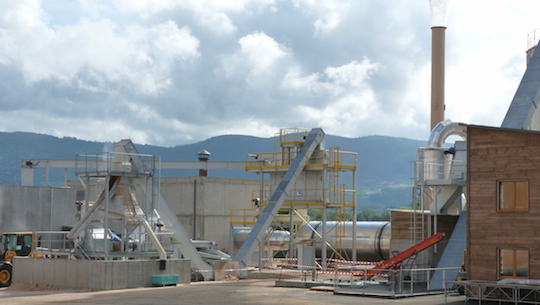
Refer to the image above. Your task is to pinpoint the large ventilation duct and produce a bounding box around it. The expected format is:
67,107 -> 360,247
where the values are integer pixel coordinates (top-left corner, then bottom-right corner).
428,119 -> 467,148
233,228 -> 290,251
233,221 -> 391,262
420,120 -> 466,181
297,221 -> 390,262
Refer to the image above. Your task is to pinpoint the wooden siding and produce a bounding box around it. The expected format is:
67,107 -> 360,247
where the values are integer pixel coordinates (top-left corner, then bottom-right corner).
468,126 -> 540,281
390,210 -> 458,241
391,210 -> 414,240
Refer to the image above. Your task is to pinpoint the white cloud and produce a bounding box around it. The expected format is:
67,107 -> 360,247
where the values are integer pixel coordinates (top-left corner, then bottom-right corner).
400,63 -> 430,130
292,0 -> 350,36
239,32 -> 289,73
126,21 -> 200,94
196,10 -> 237,35
208,120 -> 277,139
110,0 -> 278,15
443,1 -> 540,129
106,0 -> 179,18
222,32 -> 290,83
108,0 -> 279,36
0,1 -> 54,66
1,0 -> 540,146
0,0 -> 48,29
281,59 -> 381,136
1,8 -> 199,94
282,59 -> 379,96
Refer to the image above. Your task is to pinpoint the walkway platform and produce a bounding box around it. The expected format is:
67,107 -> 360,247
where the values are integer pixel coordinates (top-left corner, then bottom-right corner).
446,280 -> 540,304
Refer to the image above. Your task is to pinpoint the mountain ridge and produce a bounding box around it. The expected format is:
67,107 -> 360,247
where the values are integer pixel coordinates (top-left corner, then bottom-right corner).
0,131 -> 428,212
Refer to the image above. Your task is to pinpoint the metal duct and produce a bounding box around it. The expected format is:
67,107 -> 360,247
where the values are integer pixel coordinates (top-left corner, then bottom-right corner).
234,227 -> 290,251
233,221 -> 391,262
296,221 -> 391,262
420,120 -> 467,181
428,119 -> 467,148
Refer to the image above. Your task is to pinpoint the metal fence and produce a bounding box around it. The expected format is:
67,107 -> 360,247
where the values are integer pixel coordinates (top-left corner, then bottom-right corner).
33,231 -> 76,258
247,259 -> 460,298
446,280 -> 540,304
334,267 -> 460,297
75,151 -> 157,177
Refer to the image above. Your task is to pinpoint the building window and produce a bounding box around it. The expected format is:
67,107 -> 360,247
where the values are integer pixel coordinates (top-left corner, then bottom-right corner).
499,248 -> 529,279
498,180 -> 528,211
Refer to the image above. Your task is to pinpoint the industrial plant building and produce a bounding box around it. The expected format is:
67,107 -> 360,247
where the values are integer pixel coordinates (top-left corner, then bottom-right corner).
4,6 -> 540,305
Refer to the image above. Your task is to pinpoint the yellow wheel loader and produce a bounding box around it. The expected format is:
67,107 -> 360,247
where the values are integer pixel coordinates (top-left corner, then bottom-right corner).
0,232 -> 36,287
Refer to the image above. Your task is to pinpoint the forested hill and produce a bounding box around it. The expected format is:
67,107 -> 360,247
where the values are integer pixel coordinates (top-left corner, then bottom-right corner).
0,132 -> 427,212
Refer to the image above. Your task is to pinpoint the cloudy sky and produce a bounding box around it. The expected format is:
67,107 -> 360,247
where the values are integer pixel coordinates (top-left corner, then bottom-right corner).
1,1 -> 539,147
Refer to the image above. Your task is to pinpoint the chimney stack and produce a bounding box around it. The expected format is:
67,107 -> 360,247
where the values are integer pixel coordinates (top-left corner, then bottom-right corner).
429,0 -> 450,130
431,25 -> 446,130
197,149 -> 211,177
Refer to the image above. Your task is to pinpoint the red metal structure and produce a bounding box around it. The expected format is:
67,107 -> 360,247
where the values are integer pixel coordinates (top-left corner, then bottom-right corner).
355,232 -> 446,279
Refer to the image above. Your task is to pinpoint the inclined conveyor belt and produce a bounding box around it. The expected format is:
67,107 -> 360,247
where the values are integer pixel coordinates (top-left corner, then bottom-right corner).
233,128 -> 325,268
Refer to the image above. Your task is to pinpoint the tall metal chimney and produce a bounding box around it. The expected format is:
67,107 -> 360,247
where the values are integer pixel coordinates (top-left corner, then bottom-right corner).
430,0 -> 450,130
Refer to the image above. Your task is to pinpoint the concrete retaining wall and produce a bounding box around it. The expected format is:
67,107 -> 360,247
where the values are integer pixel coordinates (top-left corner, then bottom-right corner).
161,177 -> 259,252
13,258 -> 191,290
0,185 -> 77,236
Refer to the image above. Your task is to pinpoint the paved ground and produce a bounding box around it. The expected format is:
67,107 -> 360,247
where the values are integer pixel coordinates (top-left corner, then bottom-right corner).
0,278 -> 469,305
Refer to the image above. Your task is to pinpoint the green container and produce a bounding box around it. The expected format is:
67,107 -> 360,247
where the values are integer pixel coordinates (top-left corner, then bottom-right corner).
151,274 -> 179,286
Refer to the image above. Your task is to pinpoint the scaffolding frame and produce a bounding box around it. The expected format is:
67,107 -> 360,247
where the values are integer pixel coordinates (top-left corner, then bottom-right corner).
236,128 -> 357,269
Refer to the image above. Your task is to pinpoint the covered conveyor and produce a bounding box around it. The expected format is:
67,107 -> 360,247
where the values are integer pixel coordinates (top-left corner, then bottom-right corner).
233,128 -> 325,268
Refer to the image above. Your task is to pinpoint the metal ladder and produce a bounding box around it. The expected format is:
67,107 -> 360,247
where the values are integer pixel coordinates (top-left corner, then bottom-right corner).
410,186 -> 426,267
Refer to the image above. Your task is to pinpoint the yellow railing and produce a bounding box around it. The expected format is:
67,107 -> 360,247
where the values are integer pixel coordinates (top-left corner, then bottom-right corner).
328,188 -> 356,208
252,188 -> 355,208
245,149 -> 356,171
279,128 -> 308,147
328,147 -> 357,171
230,209 -> 258,226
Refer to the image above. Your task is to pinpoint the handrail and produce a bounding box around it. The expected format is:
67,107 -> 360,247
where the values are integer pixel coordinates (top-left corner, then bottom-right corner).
230,209 -> 258,226
354,232 -> 446,279
245,150 -> 356,171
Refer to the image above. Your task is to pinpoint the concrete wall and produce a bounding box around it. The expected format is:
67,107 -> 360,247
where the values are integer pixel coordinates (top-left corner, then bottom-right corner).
160,177 -> 260,252
13,257 -> 191,290
0,185 -> 77,238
